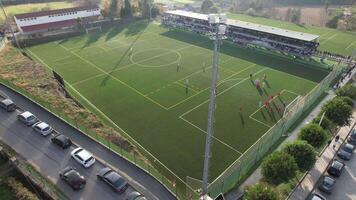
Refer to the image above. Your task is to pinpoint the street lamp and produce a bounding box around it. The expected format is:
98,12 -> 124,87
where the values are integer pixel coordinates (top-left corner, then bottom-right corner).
201,13 -> 227,200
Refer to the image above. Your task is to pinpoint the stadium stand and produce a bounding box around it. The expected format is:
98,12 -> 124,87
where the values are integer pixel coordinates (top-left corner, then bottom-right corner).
162,10 -> 320,57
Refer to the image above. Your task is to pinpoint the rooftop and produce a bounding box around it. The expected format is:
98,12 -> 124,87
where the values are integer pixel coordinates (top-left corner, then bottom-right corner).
14,5 -> 99,20
164,10 -> 319,42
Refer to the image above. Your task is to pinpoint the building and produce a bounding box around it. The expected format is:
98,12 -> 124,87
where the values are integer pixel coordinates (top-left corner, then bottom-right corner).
162,10 -> 320,57
14,5 -> 101,35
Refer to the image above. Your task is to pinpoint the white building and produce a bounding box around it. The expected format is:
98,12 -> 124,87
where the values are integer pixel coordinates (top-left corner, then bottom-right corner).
14,5 -> 101,34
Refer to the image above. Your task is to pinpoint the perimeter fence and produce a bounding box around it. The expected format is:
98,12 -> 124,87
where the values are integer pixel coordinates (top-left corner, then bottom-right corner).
207,61 -> 347,198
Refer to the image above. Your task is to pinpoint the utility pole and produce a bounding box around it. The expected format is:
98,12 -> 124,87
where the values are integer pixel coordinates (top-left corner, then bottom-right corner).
201,13 -> 227,200
0,0 -> 20,49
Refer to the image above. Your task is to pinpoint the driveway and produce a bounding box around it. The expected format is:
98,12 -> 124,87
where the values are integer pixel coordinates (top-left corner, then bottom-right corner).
0,84 -> 176,200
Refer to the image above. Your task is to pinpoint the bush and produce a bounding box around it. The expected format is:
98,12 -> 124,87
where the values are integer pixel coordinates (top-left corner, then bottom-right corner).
298,123 -> 327,148
244,182 -> 282,200
6,177 -> 39,200
336,84 -> 356,100
312,115 -> 333,131
335,96 -> 354,107
322,97 -> 353,126
261,151 -> 298,184
282,140 -> 317,171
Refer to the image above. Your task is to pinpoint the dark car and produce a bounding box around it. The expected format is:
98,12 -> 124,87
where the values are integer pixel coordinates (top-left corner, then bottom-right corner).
347,129 -> 356,145
127,191 -> 147,200
59,167 -> 86,190
97,167 -> 128,193
0,99 -> 16,112
337,143 -> 354,160
318,175 -> 336,194
51,134 -> 72,149
327,159 -> 345,177
309,193 -> 326,200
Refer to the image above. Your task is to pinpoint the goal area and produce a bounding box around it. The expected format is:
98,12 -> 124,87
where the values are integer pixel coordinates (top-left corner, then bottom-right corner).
85,26 -> 102,34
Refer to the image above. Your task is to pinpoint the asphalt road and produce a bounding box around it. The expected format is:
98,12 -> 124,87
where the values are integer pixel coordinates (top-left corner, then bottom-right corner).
0,84 -> 176,200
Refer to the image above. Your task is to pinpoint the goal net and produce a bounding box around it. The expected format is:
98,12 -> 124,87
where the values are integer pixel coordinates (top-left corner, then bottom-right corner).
283,95 -> 302,118
85,26 -> 102,34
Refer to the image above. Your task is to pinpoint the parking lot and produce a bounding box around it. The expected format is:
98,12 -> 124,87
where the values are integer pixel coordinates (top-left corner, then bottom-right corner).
0,84 -> 176,200
314,132 -> 356,200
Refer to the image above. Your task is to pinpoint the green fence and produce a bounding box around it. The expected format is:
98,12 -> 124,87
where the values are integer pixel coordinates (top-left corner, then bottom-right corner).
207,62 -> 347,198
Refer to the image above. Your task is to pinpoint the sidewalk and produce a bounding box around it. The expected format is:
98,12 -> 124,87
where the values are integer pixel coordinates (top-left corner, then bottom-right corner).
287,112 -> 356,200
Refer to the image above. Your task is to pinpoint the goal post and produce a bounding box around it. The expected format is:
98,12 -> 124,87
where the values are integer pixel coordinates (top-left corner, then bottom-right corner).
283,95 -> 302,118
85,26 -> 102,34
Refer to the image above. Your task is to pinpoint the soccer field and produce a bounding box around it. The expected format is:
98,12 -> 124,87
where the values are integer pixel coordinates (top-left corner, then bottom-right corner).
27,20 -> 330,184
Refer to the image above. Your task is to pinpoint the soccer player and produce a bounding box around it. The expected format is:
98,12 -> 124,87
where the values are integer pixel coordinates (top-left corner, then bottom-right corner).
263,74 -> 267,81
185,79 -> 189,95
176,62 -> 180,72
250,74 -> 253,79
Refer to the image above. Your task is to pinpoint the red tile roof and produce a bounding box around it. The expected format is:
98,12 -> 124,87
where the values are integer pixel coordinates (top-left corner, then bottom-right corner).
15,5 -> 99,20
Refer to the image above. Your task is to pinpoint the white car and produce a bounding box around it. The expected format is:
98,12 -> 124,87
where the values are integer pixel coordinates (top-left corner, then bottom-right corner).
17,111 -> 38,126
71,147 -> 96,168
32,121 -> 53,136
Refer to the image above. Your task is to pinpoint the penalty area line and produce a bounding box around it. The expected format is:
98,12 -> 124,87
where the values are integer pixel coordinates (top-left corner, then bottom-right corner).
179,116 -> 243,155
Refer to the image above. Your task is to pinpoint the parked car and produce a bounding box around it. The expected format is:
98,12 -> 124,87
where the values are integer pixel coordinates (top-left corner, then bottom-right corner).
127,191 -> 147,200
51,134 -> 72,149
347,129 -> 356,145
337,143 -> 354,160
71,147 -> 95,168
327,159 -> 345,177
310,193 -> 326,200
17,111 -> 38,126
318,175 -> 336,194
0,99 -> 16,112
97,167 -> 128,193
32,121 -> 53,136
59,167 -> 86,190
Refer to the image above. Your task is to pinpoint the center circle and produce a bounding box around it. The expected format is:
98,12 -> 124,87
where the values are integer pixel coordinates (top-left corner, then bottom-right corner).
130,48 -> 181,68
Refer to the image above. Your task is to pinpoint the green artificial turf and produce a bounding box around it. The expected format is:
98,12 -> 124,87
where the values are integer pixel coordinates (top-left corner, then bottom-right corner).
27,20 -> 330,183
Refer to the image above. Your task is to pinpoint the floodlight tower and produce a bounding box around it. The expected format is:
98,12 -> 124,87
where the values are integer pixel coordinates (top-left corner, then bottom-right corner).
201,13 -> 227,200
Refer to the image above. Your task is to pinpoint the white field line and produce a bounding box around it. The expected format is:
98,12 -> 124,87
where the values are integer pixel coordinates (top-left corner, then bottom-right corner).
179,116 -> 243,155
26,48 -> 197,193
58,44 -> 169,110
321,33 -> 337,45
175,81 -> 199,93
53,55 -> 73,62
71,40 -> 210,86
167,63 -> 255,110
180,68 -> 268,118
346,40 -> 356,50
248,89 -> 301,128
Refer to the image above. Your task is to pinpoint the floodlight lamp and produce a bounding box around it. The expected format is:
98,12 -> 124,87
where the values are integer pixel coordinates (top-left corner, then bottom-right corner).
208,14 -> 216,24
219,13 -> 227,24
218,25 -> 226,35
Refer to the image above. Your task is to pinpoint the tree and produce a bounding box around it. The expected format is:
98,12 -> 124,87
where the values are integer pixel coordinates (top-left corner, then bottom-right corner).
121,0 -> 133,18
139,0 -> 153,18
336,84 -> 356,100
209,6 -> 219,13
312,115 -> 333,131
282,140 -> 317,171
201,0 -> 214,14
298,123 -> 328,148
322,97 -> 353,126
109,0 -> 118,19
290,8 -> 301,23
261,151 -> 298,184
244,182 -> 282,200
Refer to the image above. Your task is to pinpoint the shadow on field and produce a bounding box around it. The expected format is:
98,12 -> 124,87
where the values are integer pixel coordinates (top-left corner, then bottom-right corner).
100,21 -> 150,87
160,29 -> 330,83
